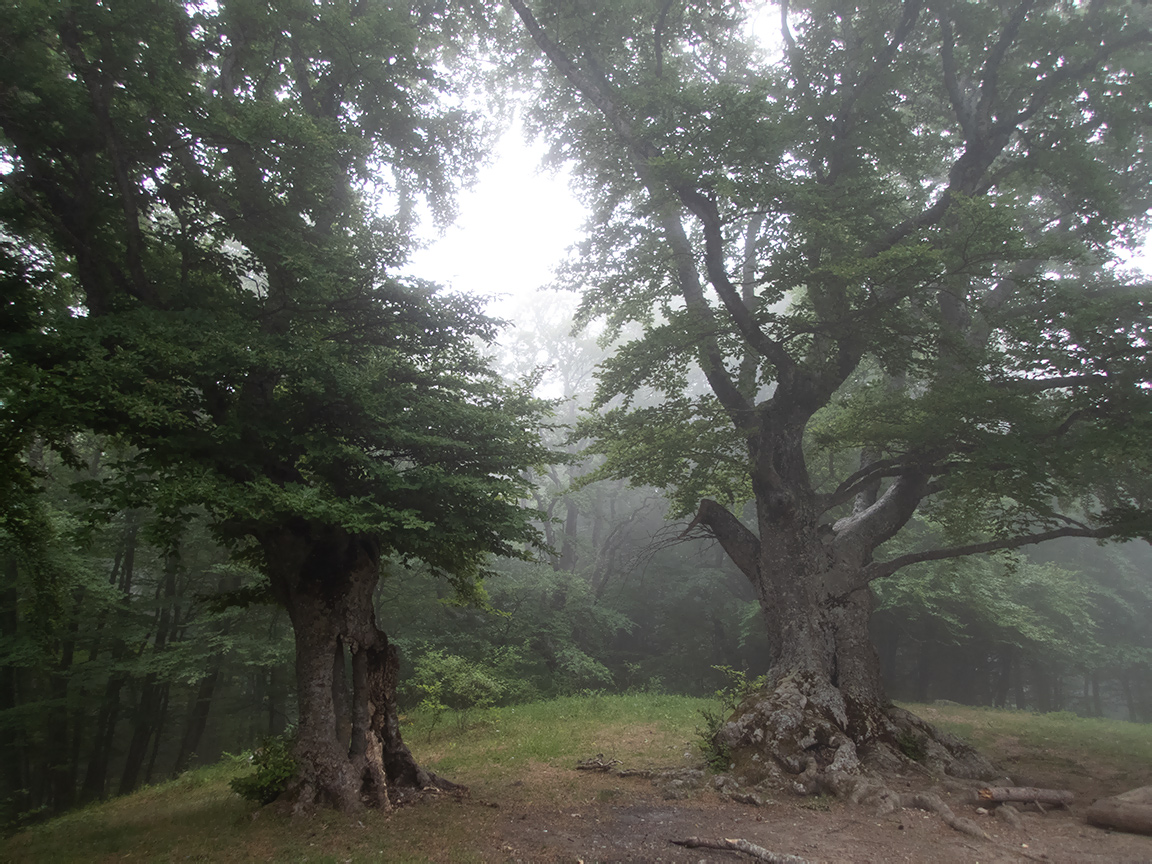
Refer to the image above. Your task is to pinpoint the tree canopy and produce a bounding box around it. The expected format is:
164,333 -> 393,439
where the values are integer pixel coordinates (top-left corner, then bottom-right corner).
1,0 -> 550,812
509,0 -> 1152,782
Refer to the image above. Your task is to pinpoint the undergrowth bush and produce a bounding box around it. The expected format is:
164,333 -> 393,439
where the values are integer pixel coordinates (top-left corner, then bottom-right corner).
696,665 -> 768,771
406,648 -> 530,736
229,732 -> 297,805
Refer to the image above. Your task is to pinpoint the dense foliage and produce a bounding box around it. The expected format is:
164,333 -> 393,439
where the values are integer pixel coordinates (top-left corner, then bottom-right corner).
1,0 -> 1150,824
0,0 -> 549,815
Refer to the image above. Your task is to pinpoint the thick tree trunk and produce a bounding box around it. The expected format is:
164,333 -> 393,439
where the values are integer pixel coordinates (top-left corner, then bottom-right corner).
264,524 -> 456,814
702,505 -> 995,789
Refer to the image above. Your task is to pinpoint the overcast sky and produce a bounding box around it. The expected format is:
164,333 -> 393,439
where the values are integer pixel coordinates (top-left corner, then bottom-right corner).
405,125 -> 586,326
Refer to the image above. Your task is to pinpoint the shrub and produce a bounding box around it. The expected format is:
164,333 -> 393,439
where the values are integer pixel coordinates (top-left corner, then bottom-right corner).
407,649 -> 518,736
696,665 -> 768,771
230,733 -> 297,805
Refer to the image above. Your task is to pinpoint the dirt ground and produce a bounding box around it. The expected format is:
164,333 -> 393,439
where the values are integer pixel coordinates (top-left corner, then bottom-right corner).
449,759 -> 1152,863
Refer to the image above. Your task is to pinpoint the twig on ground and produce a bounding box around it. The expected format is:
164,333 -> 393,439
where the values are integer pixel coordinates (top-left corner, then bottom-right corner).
575,754 -> 622,771
670,836 -> 810,863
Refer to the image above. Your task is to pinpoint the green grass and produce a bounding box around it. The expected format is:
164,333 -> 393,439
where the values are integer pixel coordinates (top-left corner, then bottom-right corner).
414,692 -> 710,775
5,696 -> 1149,863
903,702 -> 1152,764
902,701 -> 1152,789
2,693 -> 709,863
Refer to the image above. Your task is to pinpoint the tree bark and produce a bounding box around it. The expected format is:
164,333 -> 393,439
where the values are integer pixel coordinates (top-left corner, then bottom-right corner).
699,496 -> 994,785
1087,788 -> 1152,836
263,523 -> 456,813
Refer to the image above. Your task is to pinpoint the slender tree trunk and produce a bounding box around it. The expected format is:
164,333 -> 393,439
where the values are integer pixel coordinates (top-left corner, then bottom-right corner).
173,667 -> 221,775
268,665 -> 288,736
0,559 -> 28,812
143,683 -> 170,785
119,552 -> 179,795
558,499 -> 578,572
1033,661 -> 1052,713
81,675 -> 124,803
993,646 -> 1013,709
1121,670 -> 1138,722
912,620 -> 934,703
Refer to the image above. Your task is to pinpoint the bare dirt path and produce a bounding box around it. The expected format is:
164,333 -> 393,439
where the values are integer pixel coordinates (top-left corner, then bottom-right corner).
454,765 -> 1152,863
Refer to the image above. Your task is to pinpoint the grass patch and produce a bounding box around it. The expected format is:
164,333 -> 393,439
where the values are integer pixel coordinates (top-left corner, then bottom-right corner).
2,693 -> 708,863
6,696 -> 1149,862
903,702 -> 1152,761
414,693 -> 709,787
901,702 -> 1152,788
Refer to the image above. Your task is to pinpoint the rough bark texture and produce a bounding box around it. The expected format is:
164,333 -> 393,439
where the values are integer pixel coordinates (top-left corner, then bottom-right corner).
701,501 -> 997,794
263,523 -> 458,814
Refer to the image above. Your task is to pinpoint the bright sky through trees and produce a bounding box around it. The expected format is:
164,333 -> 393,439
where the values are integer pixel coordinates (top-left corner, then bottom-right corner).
406,122 -> 587,324
411,134 -> 1150,331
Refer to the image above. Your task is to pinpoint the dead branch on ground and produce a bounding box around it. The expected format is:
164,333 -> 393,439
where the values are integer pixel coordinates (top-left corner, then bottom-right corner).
670,836 -> 810,863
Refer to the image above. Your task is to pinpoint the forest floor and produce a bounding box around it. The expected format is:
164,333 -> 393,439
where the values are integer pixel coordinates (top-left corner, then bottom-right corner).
4,695 -> 1151,863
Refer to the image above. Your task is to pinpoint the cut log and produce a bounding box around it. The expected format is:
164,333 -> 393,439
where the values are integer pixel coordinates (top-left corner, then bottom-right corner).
1087,787 -> 1152,836
978,786 -> 1074,807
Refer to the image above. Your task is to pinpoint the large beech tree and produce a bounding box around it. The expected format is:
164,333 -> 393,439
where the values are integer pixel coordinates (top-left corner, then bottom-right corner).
510,0 -> 1152,782
1,0 -> 547,811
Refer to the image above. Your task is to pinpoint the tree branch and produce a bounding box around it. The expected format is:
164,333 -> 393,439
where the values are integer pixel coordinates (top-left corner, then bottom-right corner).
680,498 -> 760,581
58,12 -> 157,308
990,374 -> 1111,393
833,471 -> 929,554
508,0 -> 752,425
676,187 -> 795,377
863,525 -> 1115,582
819,457 -> 909,514
670,836 -> 810,864
506,0 -> 657,162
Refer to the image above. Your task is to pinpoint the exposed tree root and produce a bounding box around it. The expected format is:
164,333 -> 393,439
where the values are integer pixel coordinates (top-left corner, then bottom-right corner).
670,836 -> 811,863
716,677 -> 997,788
711,675 -> 999,839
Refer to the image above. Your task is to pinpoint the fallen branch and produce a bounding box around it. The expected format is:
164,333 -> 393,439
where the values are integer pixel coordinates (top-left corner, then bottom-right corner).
978,786 -> 1073,807
670,837 -> 810,863
575,754 -> 622,771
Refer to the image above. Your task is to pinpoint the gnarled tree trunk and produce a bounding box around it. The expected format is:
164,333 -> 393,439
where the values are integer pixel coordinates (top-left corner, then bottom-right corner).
263,523 -> 456,813
697,499 -> 995,791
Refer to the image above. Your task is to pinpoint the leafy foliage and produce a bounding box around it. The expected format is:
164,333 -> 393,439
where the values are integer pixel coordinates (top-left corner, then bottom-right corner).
229,733 -> 298,806
696,665 -> 767,771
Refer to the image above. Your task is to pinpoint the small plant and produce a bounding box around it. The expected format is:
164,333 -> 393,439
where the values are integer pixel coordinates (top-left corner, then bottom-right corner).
896,729 -> 928,763
696,705 -> 733,771
799,794 -> 833,811
695,665 -> 768,771
230,732 -> 297,805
